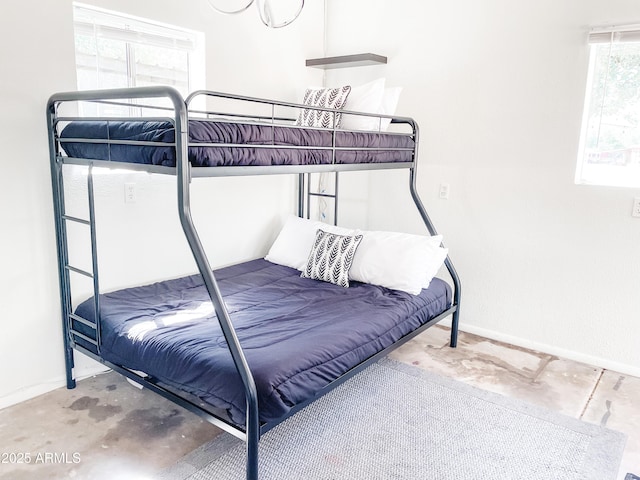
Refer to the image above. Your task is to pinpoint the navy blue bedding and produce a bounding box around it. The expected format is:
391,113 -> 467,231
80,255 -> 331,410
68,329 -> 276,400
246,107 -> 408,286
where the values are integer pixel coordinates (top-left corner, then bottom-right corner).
59,120 -> 415,167
75,259 -> 450,425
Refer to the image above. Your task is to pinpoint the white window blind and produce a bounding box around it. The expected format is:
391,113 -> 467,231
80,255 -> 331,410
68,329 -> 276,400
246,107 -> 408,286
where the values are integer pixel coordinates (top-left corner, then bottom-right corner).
588,25 -> 640,44
576,25 -> 640,187
74,19 -> 197,51
72,3 -> 205,115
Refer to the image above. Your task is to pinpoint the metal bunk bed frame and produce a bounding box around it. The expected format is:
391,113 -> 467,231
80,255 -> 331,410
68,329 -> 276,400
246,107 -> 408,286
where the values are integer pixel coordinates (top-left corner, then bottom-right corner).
46,86 -> 461,480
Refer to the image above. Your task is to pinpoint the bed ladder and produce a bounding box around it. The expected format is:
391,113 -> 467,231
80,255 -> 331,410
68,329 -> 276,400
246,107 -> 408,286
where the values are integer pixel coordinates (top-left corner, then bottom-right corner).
301,172 -> 339,224
49,156 -> 102,389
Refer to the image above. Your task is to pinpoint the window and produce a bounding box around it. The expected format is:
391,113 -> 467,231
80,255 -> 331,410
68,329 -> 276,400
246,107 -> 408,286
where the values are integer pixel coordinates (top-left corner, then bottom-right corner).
72,3 -> 205,115
576,26 -> 640,187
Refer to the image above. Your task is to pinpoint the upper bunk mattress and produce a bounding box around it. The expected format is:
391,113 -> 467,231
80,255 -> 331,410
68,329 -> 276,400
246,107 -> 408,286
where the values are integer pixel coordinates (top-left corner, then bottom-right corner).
59,120 -> 415,167
74,258 -> 450,426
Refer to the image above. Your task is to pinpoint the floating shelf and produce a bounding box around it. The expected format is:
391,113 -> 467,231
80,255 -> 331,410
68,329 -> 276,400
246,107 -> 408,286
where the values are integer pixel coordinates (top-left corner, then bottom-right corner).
305,53 -> 387,69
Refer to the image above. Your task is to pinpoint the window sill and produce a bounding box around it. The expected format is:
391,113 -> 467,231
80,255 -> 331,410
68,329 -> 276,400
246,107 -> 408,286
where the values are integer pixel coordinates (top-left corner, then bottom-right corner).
575,163 -> 640,188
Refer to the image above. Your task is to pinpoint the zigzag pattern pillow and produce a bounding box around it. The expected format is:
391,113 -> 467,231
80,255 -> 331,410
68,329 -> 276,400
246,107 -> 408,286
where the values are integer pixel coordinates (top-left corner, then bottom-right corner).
302,229 -> 363,288
296,86 -> 352,129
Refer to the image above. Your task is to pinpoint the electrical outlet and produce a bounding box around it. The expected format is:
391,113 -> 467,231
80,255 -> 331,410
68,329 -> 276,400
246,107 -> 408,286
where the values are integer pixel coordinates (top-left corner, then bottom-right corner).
124,183 -> 137,204
633,198 -> 640,218
439,183 -> 450,200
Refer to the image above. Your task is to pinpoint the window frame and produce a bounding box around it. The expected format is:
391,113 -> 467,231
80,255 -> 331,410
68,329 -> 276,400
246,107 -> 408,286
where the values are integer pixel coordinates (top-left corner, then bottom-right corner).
575,25 -> 640,188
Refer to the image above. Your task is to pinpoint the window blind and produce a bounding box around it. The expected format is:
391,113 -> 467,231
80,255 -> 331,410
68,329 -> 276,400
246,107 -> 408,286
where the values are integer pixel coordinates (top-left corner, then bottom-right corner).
588,25 -> 640,44
73,4 -> 198,51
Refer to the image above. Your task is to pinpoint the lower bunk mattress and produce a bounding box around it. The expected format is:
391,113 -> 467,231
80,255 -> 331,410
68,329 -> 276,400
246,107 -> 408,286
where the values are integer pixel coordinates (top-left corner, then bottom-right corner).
74,258 -> 451,426
59,120 -> 415,167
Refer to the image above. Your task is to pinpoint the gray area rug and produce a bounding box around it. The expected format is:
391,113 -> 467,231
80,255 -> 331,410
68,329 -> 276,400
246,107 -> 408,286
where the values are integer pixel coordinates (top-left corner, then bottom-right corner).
160,358 -> 626,480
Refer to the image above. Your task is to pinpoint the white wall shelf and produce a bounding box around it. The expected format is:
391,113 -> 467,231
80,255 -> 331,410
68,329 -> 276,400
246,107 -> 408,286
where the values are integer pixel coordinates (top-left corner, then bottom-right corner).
305,53 -> 387,69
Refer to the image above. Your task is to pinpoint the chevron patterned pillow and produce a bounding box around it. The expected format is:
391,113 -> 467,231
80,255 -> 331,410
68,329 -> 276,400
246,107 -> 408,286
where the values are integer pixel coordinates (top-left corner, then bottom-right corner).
296,86 -> 352,128
301,229 -> 363,288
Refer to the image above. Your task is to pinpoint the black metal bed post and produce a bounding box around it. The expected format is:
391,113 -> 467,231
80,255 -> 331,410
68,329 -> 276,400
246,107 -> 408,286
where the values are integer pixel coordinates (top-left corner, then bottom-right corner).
406,120 -> 461,348
181,90 -> 260,480
298,173 -> 305,218
47,100 -> 76,389
86,164 -> 102,354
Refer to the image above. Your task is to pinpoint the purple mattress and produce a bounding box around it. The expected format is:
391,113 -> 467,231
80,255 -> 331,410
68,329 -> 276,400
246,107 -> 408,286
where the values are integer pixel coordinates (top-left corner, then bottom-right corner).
59,120 -> 415,167
74,259 -> 450,425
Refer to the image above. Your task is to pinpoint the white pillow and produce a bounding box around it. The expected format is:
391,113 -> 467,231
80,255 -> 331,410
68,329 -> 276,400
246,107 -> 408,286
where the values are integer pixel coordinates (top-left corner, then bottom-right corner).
378,87 -> 402,131
421,244 -> 449,289
349,230 -> 447,295
265,215 -> 353,270
340,78 -> 386,131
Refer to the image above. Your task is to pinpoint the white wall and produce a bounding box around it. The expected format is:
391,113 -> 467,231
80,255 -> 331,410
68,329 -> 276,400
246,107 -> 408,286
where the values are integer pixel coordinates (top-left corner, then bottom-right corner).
0,0 -> 324,408
325,0 -> 640,375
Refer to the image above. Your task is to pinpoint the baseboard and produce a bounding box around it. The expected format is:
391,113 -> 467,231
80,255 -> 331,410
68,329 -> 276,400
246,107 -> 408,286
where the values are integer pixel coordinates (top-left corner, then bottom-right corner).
0,380 -> 65,411
0,364 -> 110,411
459,323 -> 640,378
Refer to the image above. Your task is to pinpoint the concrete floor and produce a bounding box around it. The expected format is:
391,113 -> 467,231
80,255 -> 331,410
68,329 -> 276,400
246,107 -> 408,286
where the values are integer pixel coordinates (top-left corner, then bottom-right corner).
0,326 -> 637,479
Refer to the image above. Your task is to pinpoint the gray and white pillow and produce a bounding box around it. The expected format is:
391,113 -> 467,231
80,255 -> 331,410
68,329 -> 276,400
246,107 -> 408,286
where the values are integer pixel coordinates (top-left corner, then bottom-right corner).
301,229 -> 363,288
296,86 -> 351,129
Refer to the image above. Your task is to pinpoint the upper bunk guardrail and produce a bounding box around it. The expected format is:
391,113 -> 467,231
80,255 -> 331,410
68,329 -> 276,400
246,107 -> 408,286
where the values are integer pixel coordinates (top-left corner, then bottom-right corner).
48,86 -> 418,132
185,89 -> 418,131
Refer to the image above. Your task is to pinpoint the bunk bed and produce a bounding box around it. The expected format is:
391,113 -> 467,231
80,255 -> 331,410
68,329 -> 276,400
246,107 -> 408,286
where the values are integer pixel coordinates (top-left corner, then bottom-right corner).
46,86 -> 461,480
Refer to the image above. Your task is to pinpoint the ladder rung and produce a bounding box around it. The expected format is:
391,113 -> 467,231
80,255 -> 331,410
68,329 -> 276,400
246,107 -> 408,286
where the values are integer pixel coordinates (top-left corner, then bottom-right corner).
71,330 -> 98,346
69,313 -> 97,330
62,214 -> 90,226
308,192 -> 336,199
65,265 -> 93,278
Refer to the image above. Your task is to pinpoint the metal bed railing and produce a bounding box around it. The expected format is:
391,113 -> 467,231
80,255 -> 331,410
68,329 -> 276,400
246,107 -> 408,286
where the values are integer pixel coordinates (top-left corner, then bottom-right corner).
46,86 -> 461,480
